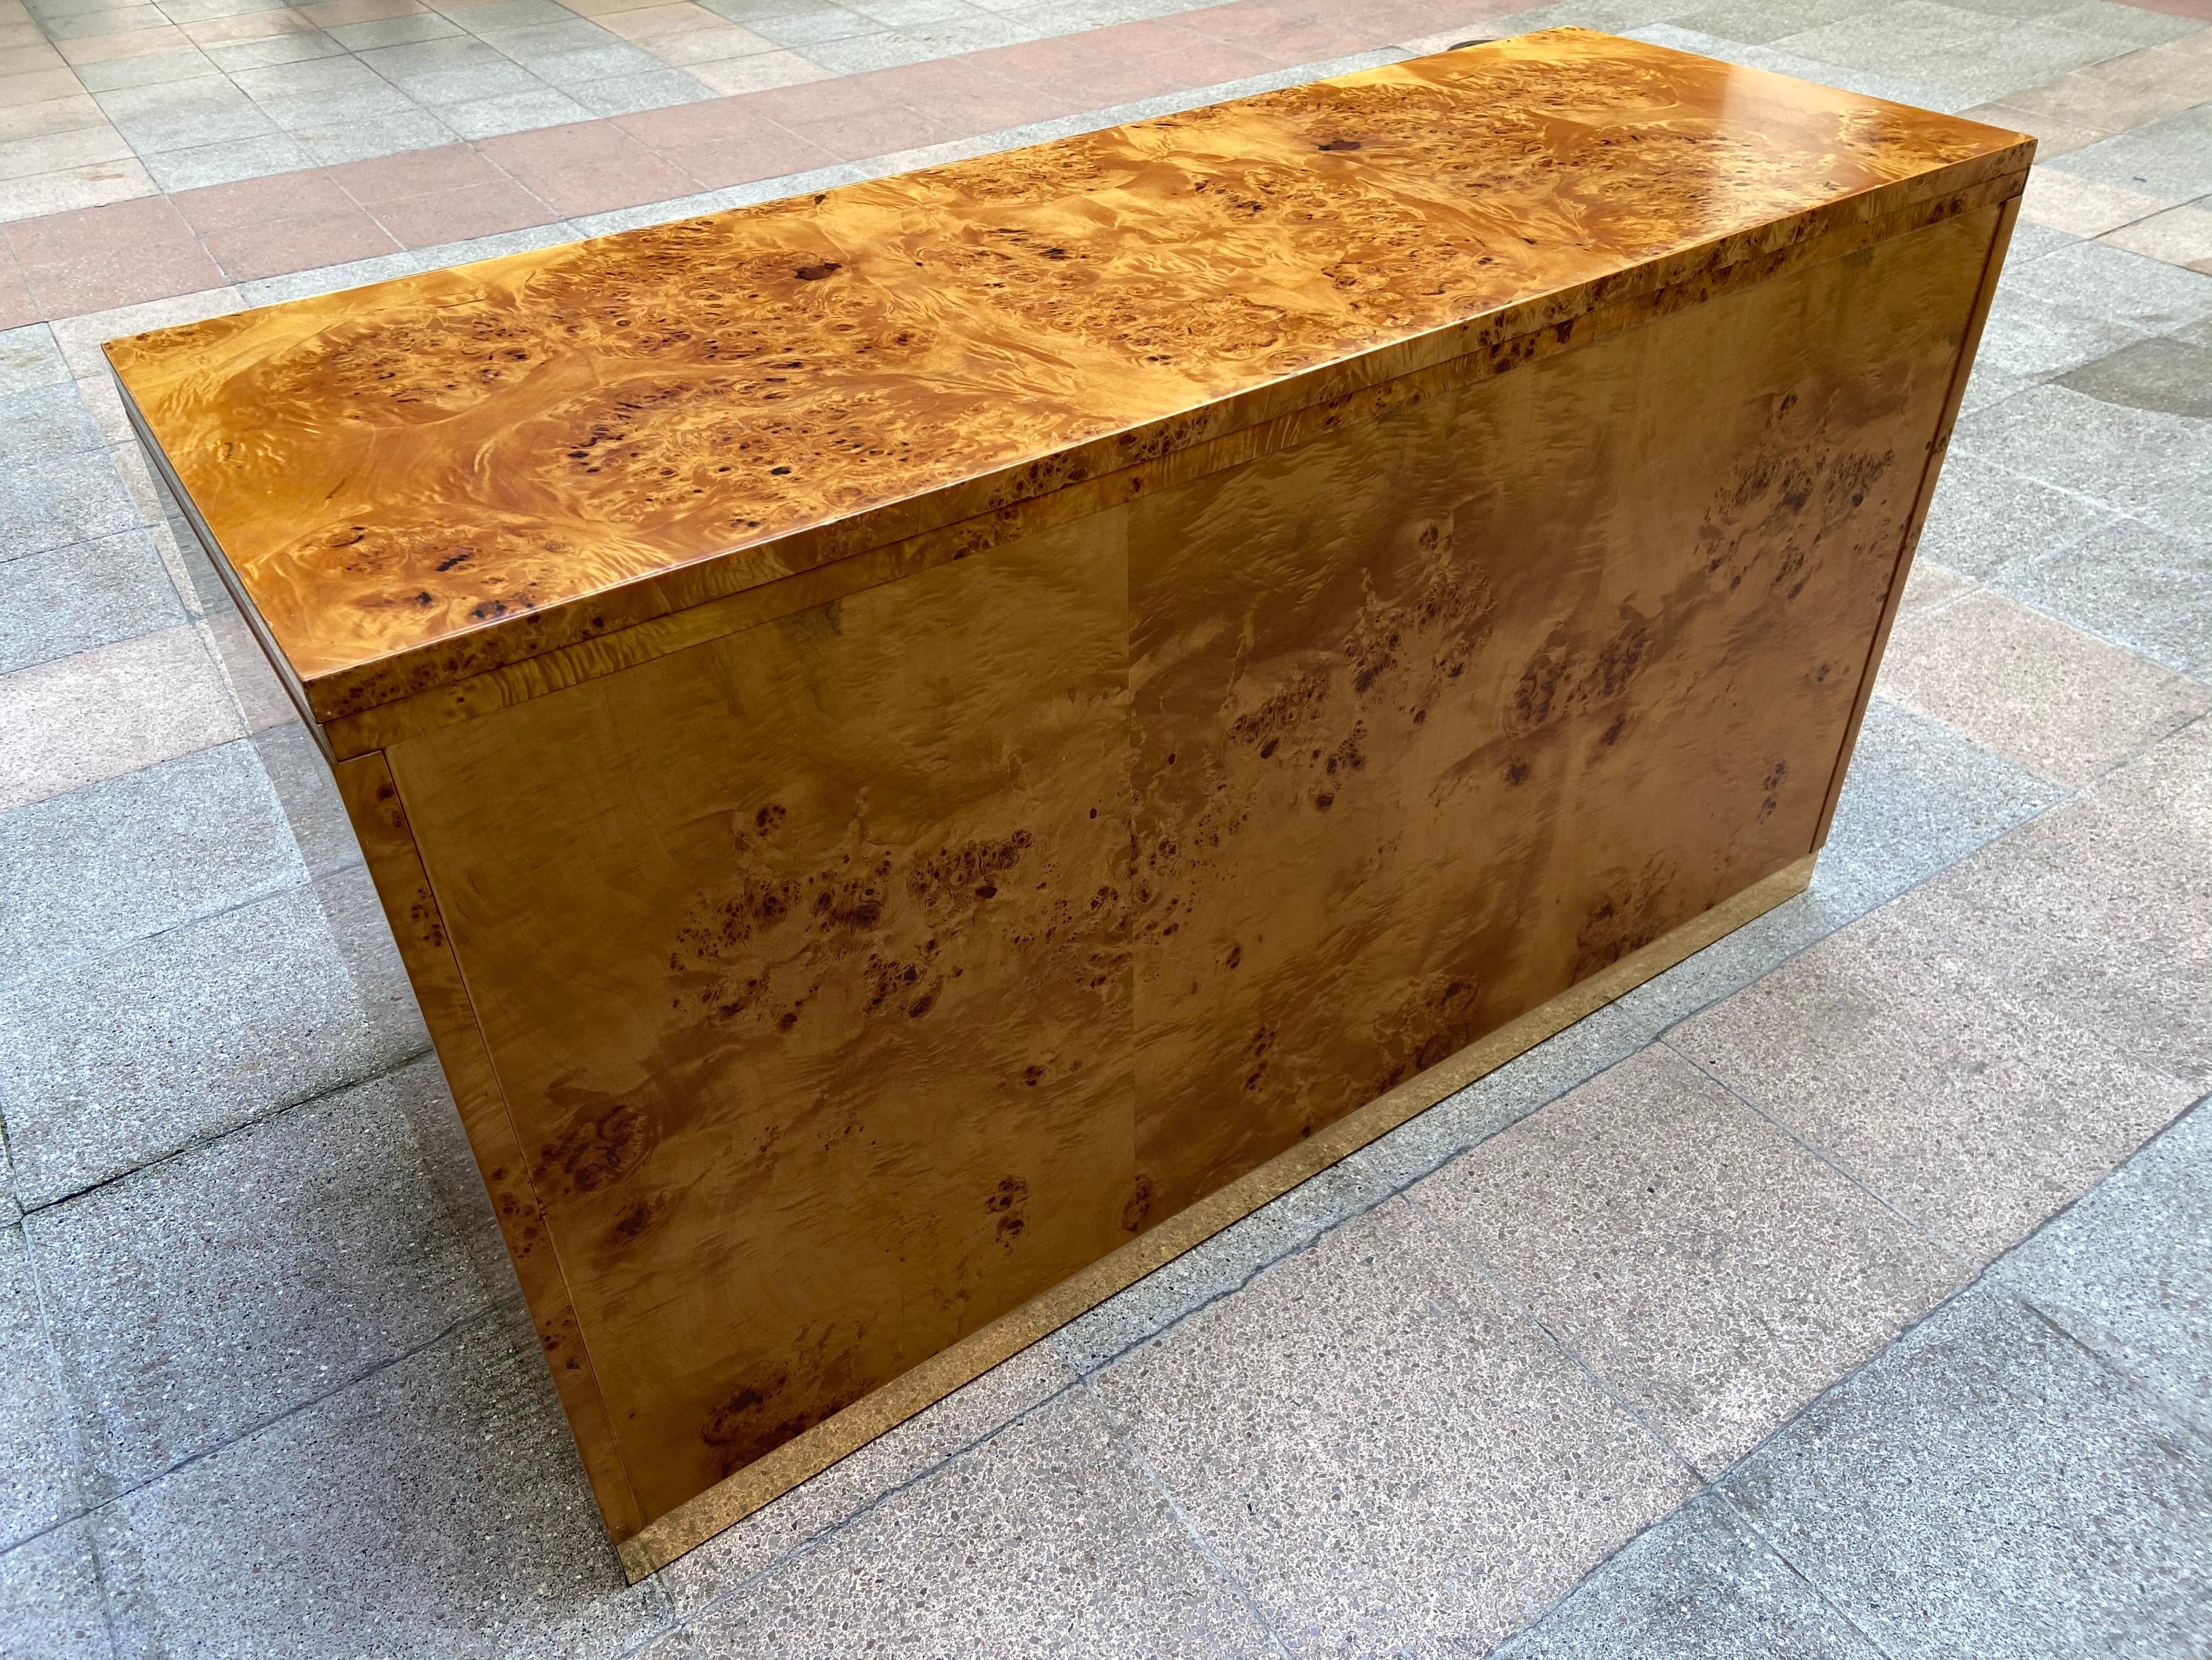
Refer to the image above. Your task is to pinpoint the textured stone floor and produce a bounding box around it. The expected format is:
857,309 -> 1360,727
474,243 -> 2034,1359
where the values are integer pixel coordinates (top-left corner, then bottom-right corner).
1,0 -> 2210,1655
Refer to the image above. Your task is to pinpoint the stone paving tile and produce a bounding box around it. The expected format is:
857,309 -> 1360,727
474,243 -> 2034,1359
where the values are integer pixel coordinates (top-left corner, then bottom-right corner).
0,623 -> 244,813
92,1302 -> 671,1660
1953,381 -> 2212,546
0,320 -> 68,392
1086,1199 -> 1694,1656
1990,510 -> 2212,678
1674,883 -> 2200,1260
2005,233 -> 2212,330
2056,331 -> 2212,417
1491,1492 -> 1882,1660
0,529 -> 181,676
30,1065 -> 495,1501
0,1224 -> 80,1552
0,1520 -> 114,1660
1719,1281 -> 2212,1660
1998,1098 -> 2212,1432
658,1384 -> 1276,1655
0,444 -> 138,563
1412,1046 -> 1967,1474
1876,585 -> 2212,785
2050,99 -> 2212,203
0,865 -> 428,1209
0,737 -> 301,989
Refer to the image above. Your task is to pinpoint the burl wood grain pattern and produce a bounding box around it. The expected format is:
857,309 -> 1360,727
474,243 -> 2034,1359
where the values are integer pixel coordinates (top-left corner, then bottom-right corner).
107,28 -> 2026,728
383,204 -> 2003,1527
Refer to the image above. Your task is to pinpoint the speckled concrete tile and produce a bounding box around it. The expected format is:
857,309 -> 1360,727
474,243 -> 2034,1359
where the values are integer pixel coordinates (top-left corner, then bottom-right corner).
1719,1281 -> 2212,1660
1990,511 -> 2212,678
1492,1493 -> 1882,1660
0,324 -> 69,397
248,721 -> 360,878
0,447 -> 141,565
30,1067 -> 495,1500
0,1226 -> 79,1551
0,866 -> 428,1209
662,1384 -> 1277,1657
92,1304 -> 670,1660
2048,100 -> 2212,206
0,530 -> 182,677
2004,235 -> 2212,332
1086,1199 -> 1693,1656
1975,283 -> 2149,378
2057,334 -> 2212,420
1673,894 -> 2200,1260
0,625 -> 246,814
0,1520 -> 114,1660
1412,1046 -> 1964,1473
1953,382 -> 2212,547
0,379 -> 107,464
1998,1098 -> 2212,1431
1877,586 -> 2211,785
1914,450 -> 2122,578
0,738 -> 302,988
1892,556 -> 1977,621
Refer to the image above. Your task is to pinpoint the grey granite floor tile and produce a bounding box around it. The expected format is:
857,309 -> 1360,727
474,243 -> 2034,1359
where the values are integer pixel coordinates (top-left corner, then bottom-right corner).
0,1520 -> 114,1660
438,83 -> 595,138
1603,877 -> 1860,1040
0,865 -> 428,1209
29,1066 -> 494,1501
1719,1281 -> 2212,1659
1492,1493 -> 1882,1660
0,531 -> 182,677
0,1225 -> 78,1551
248,722 -> 359,878
139,131 -> 316,192
1998,1098 -> 2212,1430
1991,511 -> 2212,678
569,68 -> 715,116
0,379 -> 105,464
2050,101 -> 2212,205
1877,586 -> 2211,785
1975,283 -> 2149,378
1086,1199 -> 1693,1656
0,324 -> 68,397
92,1304 -> 670,1660
1953,383 -> 2212,548
1413,1046 -> 1964,1473
2058,334 -> 2212,420
0,738 -> 302,989
2006,235 -> 2212,332
665,1383 -> 1278,1657
1911,451 -> 2112,581
294,108 -> 458,166
0,447 -> 140,565
1673,895 -> 2200,1260
658,1342 -> 1073,1613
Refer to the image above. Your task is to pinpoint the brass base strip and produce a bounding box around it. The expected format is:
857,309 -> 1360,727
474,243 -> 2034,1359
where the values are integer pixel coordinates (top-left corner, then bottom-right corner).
614,850 -> 1818,1581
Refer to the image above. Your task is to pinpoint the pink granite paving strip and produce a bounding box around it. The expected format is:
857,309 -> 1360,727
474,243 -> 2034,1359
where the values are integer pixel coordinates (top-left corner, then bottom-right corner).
0,0 -> 1514,322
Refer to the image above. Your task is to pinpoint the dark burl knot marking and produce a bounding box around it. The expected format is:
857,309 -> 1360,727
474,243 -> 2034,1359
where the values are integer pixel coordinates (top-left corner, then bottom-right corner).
792,261 -> 841,280
1316,138 -> 1362,151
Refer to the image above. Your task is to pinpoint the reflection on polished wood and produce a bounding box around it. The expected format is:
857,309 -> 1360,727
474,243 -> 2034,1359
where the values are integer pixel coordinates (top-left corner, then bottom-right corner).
109,29 -> 2029,1573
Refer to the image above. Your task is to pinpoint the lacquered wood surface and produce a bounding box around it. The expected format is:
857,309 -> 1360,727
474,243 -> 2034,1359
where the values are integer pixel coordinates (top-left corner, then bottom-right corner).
106,29 -> 2027,723
378,204 -> 2002,1527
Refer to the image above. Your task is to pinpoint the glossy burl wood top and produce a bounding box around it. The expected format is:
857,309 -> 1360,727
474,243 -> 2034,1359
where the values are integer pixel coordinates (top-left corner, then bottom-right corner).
107,28 -> 2030,721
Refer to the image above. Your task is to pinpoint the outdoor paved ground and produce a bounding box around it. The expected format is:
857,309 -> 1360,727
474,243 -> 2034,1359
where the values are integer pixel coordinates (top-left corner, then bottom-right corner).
1,0 -> 2210,1654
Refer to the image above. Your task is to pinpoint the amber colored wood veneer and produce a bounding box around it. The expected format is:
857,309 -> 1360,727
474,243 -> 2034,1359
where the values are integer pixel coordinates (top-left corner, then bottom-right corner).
108,29 -> 2029,1575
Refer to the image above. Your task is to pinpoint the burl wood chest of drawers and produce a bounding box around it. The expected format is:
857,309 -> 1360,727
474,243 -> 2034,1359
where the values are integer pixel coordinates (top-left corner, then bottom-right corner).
107,29 -> 2031,1575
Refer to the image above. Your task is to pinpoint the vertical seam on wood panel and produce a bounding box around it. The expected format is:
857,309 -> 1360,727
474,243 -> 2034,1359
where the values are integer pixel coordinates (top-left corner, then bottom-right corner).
372,752 -> 651,1539
1808,185 -> 2025,851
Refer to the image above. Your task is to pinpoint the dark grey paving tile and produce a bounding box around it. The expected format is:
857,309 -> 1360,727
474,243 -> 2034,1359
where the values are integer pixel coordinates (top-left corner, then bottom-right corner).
2057,334 -> 2212,420
0,866 -> 429,1209
0,740 -> 302,990
1719,1282 -> 2212,1660
1493,1493 -> 1882,1660
1676,879 -> 2200,1260
1953,383 -> 2212,549
1991,510 -> 2212,679
0,532 -> 184,678
663,1384 -> 1276,1657
1086,1199 -> 1693,1655
0,448 -> 140,565
1999,1099 -> 2212,1430
1915,450 -> 2122,579
0,1520 -> 114,1660
92,1305 -> 669,1660
30,1065 -> 493,1500
1413,1046 -> 1965,1473
0,1226 -> 79,1552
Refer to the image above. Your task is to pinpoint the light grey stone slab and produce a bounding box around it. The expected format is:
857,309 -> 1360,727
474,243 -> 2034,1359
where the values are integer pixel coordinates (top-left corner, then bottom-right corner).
436,84 -> 596,138
1998,1098 -> 2212,1429
1975,284 -> 2148,379
1493,1493 -> 1882,1659
0,1520 -> 114,1660
2049,101 -> 2212,206
1719,1282 -> 2212,1659
0,739 -> 302,989
1086,1199 -> 1693,1656
1953,382 -> 2212,549
1602,878 -> 1860,1040
0,326 -> 68,398
0,380 -> 106,465
0,1226 -> 79,1551
248,721 -> 360,879
1413,1046 -> 1966,1473
1991,510 -> 2212,678
2059,333 -> 2212,421
30,1065 -> 494,1499
0,447 -> 140,565
92,1304 -> 670,1660
0,865 -> 429,1209
664,1384 -> 1279,1657
1673,890 -> 2200,1260
2007,236 -> 2212,333
0,531 -> 183,677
